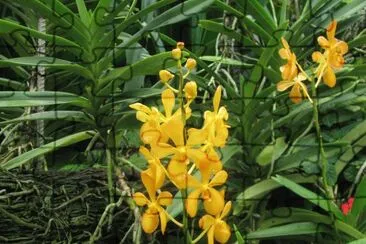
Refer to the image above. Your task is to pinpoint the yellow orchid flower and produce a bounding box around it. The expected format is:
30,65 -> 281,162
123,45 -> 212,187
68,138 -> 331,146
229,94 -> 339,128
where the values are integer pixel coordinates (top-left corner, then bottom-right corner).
187,86 -> 230,150
133,166 -> 182,234
277,72 -> 312,104
195,201 -> 232,244
183,168 -> 228,217
278,37 -> 298,81
312,20 -> 348,87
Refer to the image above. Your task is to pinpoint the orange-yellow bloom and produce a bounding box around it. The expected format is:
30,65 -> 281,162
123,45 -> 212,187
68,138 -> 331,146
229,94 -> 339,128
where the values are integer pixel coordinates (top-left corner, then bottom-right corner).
277,72 -> 312,104
197,201 -> 232,244
313,20 -> 348,87
133,166 -> 182,234
279,37 -> 298,81
184,169 -> 228,217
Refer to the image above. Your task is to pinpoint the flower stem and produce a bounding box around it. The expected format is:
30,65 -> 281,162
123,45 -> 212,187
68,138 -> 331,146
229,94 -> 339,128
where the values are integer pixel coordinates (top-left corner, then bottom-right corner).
177,59 -> 191,244
310,79 -> 340,237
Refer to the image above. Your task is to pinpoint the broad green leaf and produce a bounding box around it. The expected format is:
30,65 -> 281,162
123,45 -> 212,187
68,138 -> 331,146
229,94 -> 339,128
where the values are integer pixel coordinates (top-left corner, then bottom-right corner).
0,111 -> 94,126
2,130 -> 96,170
12,0 -> 89,45
351,177 -> 366,224
0,91 -> 91,108
76,0 -> 90,26
349,34 -> 366,48
0,77 -> 27,90
256,137 -> 288,166
272,175 -> 345,220
0,57 -> 94,80
234,174 -> 317,215
260,208 -> 364,240
247,222 -> 329,239
0,19 -> 86,56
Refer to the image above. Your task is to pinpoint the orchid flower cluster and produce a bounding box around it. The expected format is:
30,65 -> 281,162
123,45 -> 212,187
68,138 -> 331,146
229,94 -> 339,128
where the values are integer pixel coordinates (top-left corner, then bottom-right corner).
277,20 -> 348,103
130,42 -> 231,243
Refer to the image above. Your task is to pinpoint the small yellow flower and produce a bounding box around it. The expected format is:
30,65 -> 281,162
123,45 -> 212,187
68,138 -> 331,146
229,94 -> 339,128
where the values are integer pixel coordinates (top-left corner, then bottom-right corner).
159,70 -> 174,83
172,48 -> 182,60
278,37 -> 298,81
312,20 -> 348,87
277,72 -> 312,104
198,201 -> 232,244
185,58 -> 197,70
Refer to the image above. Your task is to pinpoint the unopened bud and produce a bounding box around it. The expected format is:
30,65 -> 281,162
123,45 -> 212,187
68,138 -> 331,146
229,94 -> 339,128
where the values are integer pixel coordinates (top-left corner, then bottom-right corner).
159,70 -> 174,83
185,58 -> 197,70
172,48 -> 182,60
176,42 -> 184,50
184,81 -> 197,100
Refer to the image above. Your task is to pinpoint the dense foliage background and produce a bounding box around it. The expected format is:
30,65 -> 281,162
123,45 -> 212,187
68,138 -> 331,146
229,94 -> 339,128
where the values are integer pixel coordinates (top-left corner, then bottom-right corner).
0,0 -> 365,243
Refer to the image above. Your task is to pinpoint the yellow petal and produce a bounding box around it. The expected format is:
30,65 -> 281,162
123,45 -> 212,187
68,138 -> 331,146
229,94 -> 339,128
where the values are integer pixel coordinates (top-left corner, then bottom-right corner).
151,142 -> 176,159
220,201 -> 232,219
184,81 -> 197,100
141,170 -> 156,200
186,174 -> 202,188
326,20 -> 337,40
312,51 -> 323,63
129,103 -> 151,114
157,191 -> 173,206
214,221 -> 231,243
186,189 -> 202,217
289,83 -> 302,104
277,80 -> 294,92
154,164 -> 165,190
133,192 -> 149,206
199,215 -> 215,230
209,170 -> 228,187
204,188 -> 225,216
187,128 -> 208,145
213,86 -> 222,113
168,158 -> 187,176
140,122 -> 161,145
323,66 -> 336,88
159,70 -> 174,83
162,89 -> 175,118
207,225 -> 215,244
317,36 -> 329,48
159,210 -> 168,234
141,212 -> 159,234
161,112 -> 184,146
336,41 -> 348,55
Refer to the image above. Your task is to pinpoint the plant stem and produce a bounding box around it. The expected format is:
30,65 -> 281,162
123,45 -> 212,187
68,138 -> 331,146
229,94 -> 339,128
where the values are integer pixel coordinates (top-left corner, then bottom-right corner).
177,59 -> 191,244
310,80 -> 340,238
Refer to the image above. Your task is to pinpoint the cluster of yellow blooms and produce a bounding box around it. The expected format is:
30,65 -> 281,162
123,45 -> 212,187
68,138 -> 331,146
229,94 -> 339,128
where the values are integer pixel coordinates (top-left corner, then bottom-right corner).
277,20 -> 348,103
130,42 -> 231,243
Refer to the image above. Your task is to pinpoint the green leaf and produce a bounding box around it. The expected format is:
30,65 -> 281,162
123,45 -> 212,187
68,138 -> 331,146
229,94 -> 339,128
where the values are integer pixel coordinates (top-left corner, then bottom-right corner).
0,77 -> 27,90
234,174 -> 317,215
76,0 -> 90,26
352,177 -> 366,224
247,222 -> 329,239
97,52 -> 187,95
0,57 -> 94,80
256,137 -> 288,166
272,175 -> 345,220
0,19 -> 84,52
0,91 -> 91,108
2,131 -> 96,170
233,224 -> 245,244
0,111 -> 94,126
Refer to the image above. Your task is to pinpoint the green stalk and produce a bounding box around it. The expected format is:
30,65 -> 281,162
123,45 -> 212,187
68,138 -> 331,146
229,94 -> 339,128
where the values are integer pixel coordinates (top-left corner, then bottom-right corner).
310,80 -> 340,238
106,148 -> 115,204
177,58 -> 191,244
